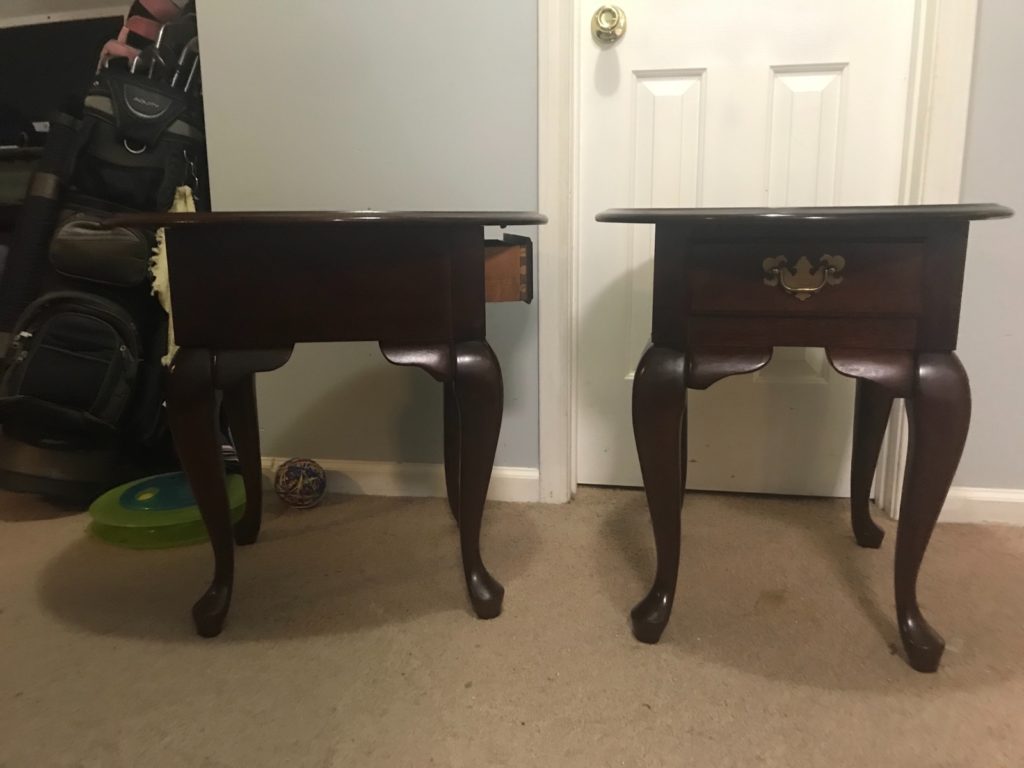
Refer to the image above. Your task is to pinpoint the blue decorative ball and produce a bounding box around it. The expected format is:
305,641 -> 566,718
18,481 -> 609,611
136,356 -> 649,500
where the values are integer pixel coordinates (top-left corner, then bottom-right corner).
274,458 -> 327,509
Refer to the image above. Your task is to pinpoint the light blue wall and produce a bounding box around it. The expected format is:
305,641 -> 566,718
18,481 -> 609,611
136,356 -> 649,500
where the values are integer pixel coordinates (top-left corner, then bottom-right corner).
197,1 -> 539,467
955,0 -> 1024,489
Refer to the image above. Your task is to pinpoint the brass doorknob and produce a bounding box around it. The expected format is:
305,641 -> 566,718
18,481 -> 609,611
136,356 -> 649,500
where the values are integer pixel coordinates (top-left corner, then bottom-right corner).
592,5 -> 626,44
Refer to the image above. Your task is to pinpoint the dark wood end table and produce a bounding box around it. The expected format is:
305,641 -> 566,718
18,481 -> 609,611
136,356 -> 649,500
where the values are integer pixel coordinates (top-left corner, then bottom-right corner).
106,210 -> 546,637
596,204 -> 1012,672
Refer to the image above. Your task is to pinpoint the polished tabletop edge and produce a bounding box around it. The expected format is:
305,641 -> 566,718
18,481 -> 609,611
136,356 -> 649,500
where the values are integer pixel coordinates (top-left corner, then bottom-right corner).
104,210 -> 548,228
596,204 -> 1013,224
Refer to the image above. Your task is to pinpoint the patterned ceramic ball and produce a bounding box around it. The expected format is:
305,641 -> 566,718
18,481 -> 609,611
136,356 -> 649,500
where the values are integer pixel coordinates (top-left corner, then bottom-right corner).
274,458 -> 327,509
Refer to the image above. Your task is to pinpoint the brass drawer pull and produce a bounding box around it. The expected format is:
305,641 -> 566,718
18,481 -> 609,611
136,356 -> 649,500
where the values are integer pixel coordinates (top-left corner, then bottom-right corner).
763,254 -> 845,301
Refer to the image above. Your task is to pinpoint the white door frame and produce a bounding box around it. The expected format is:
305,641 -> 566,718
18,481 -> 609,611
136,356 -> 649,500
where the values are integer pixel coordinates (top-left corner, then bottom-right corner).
876,0 -> 980,516
537,0 -> 979,508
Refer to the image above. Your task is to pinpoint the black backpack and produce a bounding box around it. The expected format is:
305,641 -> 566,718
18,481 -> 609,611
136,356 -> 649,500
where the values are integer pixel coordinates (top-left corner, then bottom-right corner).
0,203 -> 166,450
0,292 -> 144,446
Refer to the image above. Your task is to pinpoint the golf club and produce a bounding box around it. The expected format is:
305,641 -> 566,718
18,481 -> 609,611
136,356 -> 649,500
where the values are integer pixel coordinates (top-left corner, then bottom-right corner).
169,37 -> 199,89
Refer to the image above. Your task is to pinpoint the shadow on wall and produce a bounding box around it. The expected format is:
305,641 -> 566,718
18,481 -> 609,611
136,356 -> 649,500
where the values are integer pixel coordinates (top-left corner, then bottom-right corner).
256,298 -> 535,466
259,342 -> 443,465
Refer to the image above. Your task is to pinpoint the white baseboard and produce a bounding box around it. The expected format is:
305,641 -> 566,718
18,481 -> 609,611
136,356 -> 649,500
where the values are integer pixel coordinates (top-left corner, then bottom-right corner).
261,457 -> 540,503
940,486 -> 1024,525
258,459 -> 1021,522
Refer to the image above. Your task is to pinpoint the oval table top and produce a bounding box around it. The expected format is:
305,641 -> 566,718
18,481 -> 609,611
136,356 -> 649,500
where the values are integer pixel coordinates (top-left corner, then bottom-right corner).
105,210 -> 548,229
596,204 -> 1012,224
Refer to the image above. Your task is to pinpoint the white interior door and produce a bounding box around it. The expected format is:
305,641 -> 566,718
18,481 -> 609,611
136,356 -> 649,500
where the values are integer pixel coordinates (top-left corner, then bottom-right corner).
576,0 -> 918,493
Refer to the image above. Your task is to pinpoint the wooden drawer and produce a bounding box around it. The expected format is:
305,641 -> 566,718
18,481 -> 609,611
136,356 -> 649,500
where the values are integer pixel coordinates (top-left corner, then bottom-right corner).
687,241 -> 924,316
484,234 -> 533,303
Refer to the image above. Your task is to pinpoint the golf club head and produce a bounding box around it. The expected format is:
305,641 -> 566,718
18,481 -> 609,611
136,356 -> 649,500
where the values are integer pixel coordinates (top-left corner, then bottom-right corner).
130,45 -> 165,80
156,14 -> 198,61
184,57 -> 201,93
170,37 -> 200,89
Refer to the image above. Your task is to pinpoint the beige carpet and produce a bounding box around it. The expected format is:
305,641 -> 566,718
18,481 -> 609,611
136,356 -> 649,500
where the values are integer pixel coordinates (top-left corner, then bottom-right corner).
1,486 -> 1022,767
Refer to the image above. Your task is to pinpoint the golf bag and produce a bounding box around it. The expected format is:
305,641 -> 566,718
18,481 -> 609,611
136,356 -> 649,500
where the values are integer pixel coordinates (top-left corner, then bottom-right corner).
0,2 -> 206,500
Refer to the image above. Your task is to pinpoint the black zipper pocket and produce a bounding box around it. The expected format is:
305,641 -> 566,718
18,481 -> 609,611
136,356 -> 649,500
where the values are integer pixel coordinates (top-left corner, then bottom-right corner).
1,291 -> 140,428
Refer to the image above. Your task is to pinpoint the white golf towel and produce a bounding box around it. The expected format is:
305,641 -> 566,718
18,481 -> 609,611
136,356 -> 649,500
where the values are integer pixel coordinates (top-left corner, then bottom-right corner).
150,185 -> 195,366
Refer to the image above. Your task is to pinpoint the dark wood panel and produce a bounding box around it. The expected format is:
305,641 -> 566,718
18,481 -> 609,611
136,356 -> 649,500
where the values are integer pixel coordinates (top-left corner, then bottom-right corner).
687,349 -> 773,390
827,349 -> 914,397
650,225 -> 692,349
919,220 -> 970,349
685,316 -> 919,350
449,226 -> 486,342
167,223 -> 471,348
688,241 -> 925,316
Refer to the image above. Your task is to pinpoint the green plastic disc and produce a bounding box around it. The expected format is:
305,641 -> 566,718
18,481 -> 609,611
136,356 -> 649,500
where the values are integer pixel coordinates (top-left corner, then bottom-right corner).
87,471 -> 246,549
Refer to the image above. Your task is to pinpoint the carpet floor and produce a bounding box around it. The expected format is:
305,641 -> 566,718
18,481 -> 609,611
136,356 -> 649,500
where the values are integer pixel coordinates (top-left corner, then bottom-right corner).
1,486 -> 1022,767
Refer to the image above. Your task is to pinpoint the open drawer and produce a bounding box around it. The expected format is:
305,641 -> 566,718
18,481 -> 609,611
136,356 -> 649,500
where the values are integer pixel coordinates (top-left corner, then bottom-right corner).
484,233 -> 533,303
